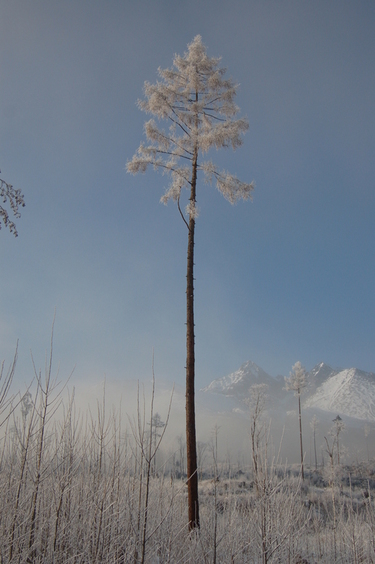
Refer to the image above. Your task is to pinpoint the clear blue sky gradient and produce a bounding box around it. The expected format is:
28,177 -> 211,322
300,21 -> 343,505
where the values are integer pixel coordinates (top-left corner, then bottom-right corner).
1,0 -> 374,390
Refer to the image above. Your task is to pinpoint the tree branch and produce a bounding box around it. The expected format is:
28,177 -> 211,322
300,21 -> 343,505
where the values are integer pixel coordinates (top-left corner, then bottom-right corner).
177,195 -> 190,230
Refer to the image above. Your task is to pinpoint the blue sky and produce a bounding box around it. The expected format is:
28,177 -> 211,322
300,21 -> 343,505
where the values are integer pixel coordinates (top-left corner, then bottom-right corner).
0,0 -> 374,392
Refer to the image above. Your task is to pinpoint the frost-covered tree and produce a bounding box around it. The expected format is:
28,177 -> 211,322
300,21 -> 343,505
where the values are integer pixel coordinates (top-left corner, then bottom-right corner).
285,361 -> 307,480
0,172 -> 25,236
127,36 -> 254,528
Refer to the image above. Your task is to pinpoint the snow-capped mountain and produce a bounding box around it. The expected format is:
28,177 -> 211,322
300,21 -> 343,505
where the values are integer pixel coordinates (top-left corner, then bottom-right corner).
201,360 -> 277,397
201,360 -> 375,422
304,367 -> 375,422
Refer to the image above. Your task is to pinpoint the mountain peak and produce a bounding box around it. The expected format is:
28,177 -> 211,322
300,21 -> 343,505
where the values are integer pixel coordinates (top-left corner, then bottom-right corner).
308,362 -> 337,391
201,360 -> 273,396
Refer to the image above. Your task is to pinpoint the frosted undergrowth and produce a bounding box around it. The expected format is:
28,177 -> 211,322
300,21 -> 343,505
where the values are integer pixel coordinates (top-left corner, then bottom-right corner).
1,390 -> 375,563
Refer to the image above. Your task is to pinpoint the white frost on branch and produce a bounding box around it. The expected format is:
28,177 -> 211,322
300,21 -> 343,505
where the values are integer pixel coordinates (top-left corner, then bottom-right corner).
185,201 -> 199,219
127,35 -> 254,221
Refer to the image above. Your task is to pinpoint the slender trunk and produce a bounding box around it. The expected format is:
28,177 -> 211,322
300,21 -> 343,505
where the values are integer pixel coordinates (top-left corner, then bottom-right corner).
298,394 -> 304,480
186,142 -> 199,530
313,428 -> 318,470
140,377 -> 155,564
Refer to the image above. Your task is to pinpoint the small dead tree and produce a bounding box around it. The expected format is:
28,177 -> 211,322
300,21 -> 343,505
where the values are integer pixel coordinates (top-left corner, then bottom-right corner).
127,36 -> 254,529
129,365 -> 173,564
331,415 -> 345,466
0,343 -> 19,427
246,383 -> 269,493
148,413 -> 165,475
285,361 -> 307,480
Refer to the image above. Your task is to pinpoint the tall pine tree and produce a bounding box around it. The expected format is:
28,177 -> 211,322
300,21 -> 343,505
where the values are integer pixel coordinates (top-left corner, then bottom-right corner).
127,36 -> 253,528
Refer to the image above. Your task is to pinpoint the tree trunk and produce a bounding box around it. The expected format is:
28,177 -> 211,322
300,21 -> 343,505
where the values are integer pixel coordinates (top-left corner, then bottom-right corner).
298,394 -> 304,480
186,145 -> 199,530
313,429 -> 318,470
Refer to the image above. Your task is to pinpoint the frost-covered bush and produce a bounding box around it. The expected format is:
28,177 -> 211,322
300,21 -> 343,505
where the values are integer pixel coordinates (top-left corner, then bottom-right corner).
1,376 -> 375,563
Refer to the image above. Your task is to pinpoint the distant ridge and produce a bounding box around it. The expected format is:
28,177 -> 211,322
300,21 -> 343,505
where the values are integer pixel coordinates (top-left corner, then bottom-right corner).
201,360 -> 276,397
